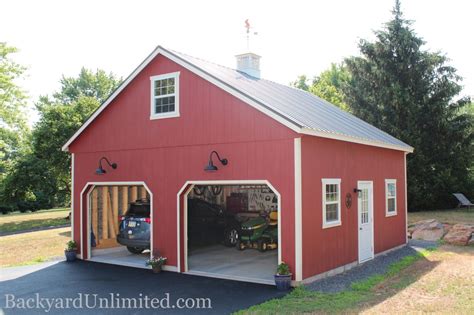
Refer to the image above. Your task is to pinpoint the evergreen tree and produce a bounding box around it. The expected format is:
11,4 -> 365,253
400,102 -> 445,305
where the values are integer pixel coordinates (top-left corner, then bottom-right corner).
344,0 -> 473,210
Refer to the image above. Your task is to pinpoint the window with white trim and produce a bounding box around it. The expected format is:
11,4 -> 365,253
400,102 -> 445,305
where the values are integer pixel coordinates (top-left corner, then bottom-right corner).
150,72 -> 180,119
385,179 -> 397,216
322,178 -> 341,228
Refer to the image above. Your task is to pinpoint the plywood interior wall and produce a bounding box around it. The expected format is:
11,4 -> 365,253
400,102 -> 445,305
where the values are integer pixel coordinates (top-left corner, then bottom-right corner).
90,185 -> 150,250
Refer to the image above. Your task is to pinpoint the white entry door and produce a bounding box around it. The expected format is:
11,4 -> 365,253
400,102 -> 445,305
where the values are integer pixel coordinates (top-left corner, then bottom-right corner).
358,181 -> 374,263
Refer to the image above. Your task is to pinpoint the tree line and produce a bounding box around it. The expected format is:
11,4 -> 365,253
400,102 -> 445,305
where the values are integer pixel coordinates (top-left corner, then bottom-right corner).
292,1 -> 473,210
0,48 -> 121,212
0,1 -> 472,212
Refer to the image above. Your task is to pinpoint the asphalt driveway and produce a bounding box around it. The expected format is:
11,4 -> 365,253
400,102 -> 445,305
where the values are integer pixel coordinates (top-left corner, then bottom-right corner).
0,261 -> 286,314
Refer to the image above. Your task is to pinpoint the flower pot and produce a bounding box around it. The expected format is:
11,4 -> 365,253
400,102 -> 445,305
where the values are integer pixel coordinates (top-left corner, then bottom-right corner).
274,273 -> 292,290
152,265 -> 162,274
65,250 -> 77,262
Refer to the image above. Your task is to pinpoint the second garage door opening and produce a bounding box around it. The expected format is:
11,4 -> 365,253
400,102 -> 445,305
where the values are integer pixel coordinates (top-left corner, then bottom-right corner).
186,184 -> 279,284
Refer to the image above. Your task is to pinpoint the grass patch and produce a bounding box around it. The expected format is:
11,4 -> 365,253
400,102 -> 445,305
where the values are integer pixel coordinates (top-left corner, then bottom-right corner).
237,249 -> 434,314
365,245 -> 474,314
0,227 -> 70,267
0,217 -> 69,234
408,209 -> 473,225
0,208 -> 69,233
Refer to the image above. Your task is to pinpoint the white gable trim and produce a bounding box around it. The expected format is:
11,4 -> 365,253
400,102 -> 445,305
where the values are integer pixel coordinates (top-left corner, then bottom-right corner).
62,46 -> 302,151
62,46 -> 414,153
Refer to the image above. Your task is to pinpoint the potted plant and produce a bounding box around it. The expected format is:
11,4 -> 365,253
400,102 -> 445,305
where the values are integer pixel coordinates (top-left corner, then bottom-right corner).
274,262 -> 292,290
65,240 -> 77,262
145,255 -> 167,273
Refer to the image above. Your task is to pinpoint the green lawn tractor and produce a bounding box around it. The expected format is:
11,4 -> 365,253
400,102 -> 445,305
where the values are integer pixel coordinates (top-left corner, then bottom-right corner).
236,211 -> 278,252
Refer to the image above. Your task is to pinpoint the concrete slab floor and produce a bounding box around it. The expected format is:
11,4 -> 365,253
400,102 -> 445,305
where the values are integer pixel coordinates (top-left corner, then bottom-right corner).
89,245 -> 278,285
188,244 -> 277,284
90,246 -> 151,269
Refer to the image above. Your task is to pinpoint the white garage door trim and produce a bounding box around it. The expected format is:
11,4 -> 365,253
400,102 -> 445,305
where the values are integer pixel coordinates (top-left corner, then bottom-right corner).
177,180 -> 282,282
79,181 -> 154,263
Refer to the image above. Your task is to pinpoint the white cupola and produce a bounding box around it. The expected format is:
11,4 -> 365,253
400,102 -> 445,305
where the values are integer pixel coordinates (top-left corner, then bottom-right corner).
235,52 -> 261,79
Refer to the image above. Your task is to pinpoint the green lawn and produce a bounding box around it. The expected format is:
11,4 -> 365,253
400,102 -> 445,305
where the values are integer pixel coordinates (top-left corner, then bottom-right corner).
407,208 -> 474,225
0,208 -> 70,234
0,227 -> 71,267
239,208 -> 474,314
237,249 -> 435,314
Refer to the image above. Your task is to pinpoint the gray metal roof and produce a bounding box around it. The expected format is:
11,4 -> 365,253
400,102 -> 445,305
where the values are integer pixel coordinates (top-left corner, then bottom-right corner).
169,49 -> 413,152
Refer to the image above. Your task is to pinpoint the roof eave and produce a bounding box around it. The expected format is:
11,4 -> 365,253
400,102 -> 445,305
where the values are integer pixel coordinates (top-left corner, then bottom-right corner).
62,45 -> 414,155
300,128 -> 414,153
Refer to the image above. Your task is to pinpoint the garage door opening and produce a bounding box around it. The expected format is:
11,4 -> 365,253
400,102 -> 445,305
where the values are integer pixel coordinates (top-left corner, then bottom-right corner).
88,184 -> 152,269
185,183 -> 279,284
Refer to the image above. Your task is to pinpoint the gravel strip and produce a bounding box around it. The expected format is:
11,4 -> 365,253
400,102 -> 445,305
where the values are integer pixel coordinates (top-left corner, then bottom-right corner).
305,240 -> 437,293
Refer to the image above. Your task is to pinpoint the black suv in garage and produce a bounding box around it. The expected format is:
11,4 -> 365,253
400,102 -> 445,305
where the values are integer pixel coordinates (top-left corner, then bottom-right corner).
117,200 -> 151,254
188,198 -> 241,247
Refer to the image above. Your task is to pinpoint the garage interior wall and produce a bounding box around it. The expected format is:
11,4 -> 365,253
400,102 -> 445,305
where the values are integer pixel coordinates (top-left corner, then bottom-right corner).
188,185 -> 278,212
90,185 -> 150,250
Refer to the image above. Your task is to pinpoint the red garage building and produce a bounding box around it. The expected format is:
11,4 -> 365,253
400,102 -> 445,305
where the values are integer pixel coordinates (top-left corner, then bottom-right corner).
63,46 -> 413,285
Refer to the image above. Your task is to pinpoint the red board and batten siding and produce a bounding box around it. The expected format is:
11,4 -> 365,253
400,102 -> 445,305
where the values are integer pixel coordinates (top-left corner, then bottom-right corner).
69,55 -> 298,272
301,136 -> 406,279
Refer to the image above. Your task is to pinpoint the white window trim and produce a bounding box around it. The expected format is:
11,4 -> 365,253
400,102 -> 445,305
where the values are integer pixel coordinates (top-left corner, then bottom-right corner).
322,178 -> 342,229
150,71 -> 180,120
385,179 -> 397,217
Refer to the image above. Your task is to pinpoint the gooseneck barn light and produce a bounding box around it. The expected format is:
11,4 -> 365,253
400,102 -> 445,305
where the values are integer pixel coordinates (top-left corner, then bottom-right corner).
353,188 -> 362,197
204,151 -> 228,172
96,157 -> 118,175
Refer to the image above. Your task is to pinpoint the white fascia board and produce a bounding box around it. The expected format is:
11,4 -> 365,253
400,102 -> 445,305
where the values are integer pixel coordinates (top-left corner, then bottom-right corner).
300,128 -> 414,153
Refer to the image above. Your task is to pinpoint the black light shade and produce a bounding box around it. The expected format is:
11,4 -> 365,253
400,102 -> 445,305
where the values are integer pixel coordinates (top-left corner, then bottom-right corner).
96,166 -> 106,175
204,151 -> 228,172
205,160 -> 218,172
96,157 -> 118,175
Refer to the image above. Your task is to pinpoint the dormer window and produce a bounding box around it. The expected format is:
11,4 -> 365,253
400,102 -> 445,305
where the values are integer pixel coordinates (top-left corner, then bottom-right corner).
150,72 -> 180,119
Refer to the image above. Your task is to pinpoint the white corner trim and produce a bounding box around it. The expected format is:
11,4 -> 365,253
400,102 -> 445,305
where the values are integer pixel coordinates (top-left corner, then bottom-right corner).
294,138 -> 303,282
321,178 -> 342,229
385,179 -> 398,217
150,71 -> 180,120
404,152 -> 408,244
79,183 -> 91,259
70,153 -> 74,241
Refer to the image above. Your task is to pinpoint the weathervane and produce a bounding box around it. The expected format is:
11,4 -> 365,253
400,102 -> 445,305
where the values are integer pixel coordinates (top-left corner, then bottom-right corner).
244,19 -> 258,51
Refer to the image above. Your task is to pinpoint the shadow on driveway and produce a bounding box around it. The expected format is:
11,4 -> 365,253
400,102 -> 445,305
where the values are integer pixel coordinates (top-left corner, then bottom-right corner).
0,261 -> 286,314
